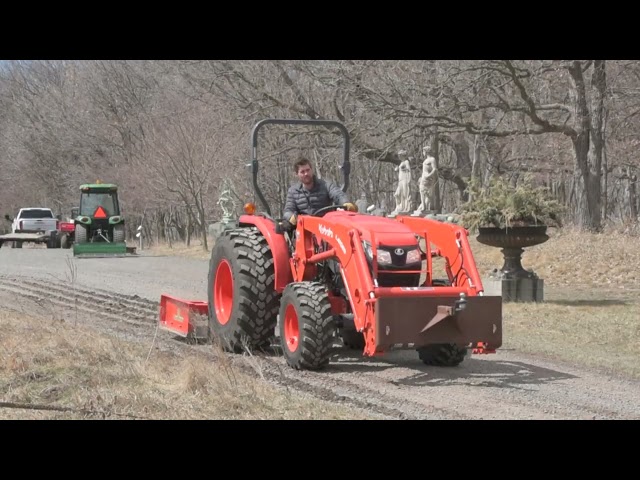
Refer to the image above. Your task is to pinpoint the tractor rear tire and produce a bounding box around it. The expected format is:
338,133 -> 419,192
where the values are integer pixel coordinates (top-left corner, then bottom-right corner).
208,228 -> 280,352
75,224 -> 87,243
113,224 -> 125,243
417,343 -> 467,367
279,282 -> 335,370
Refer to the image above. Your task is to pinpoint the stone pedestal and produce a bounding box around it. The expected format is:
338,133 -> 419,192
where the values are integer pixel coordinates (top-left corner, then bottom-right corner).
411,209 -> 436,217
483,273 -> 544,302
388,210 -> 411,218
476,226 -> 549,303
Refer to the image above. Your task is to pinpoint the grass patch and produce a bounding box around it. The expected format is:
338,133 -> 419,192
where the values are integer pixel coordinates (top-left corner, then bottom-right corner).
502,299 -> 640,379
0,310 -> 373,419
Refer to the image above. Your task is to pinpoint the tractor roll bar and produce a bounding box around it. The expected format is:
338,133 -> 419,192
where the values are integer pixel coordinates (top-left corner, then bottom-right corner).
249,119 -> 351,217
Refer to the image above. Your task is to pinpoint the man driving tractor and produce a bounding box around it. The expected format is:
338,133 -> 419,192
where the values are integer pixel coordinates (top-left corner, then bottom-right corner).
282,157 -> 357,229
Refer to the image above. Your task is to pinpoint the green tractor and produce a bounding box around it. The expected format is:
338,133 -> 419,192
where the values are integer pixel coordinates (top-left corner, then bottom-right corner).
72,182 -> 128,257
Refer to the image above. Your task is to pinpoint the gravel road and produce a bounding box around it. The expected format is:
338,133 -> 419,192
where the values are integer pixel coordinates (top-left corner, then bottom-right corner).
2,247 -> 638,419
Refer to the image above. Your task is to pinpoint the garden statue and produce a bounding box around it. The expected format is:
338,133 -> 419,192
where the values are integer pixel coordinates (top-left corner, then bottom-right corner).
391,149 -> 413,215
413,145 -> 438,216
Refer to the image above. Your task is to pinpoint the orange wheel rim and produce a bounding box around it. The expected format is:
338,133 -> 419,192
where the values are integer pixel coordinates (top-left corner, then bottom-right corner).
214,260 -> 233,325
284,304 -> 299,352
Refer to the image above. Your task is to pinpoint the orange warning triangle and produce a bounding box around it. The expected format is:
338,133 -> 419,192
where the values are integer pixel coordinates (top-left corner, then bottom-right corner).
94,206 -> 108,219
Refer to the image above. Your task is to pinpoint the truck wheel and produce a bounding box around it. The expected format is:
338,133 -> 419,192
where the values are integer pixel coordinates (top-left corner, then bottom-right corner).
113,224 -> 125,243
12,241 -> 22,249
75,224 -> 87,243
417,343 -> 467,367
60,234 -> 69,249
208,228 -> 280,352
279,282 -> 335,370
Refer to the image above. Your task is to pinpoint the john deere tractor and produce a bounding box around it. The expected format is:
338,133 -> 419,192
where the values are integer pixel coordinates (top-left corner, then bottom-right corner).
72,182 -> 127,257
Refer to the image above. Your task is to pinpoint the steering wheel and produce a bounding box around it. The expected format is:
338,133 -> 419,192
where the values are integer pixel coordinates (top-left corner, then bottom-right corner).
312,205 -> 344,218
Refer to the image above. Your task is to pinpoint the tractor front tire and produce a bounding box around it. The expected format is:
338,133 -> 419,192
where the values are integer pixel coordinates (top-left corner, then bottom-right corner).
208,228 -> 280,352
279,282 -> 335,370
60,234 -> 69,249
417,343 -> 467,367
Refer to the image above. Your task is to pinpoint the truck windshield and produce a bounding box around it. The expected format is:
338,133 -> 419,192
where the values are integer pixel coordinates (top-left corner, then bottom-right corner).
20,209 -> 54,219
80,192 -> 118,216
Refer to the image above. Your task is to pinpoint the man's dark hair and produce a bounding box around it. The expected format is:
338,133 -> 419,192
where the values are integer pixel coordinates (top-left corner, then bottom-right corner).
293,157 -> 313,173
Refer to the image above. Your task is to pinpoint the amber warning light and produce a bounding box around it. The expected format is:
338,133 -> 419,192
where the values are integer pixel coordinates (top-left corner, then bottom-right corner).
244,202 -> 256,215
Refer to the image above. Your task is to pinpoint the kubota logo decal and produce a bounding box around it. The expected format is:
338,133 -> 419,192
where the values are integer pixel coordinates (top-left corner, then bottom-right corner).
318,224 -> 333,238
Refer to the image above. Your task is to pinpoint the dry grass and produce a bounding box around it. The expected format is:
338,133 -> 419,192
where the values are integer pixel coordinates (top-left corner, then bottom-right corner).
502,297 -> 640,379
0,310 -> 372,419
468,225 -> 640,379
469,225 -> 640,287
145,238 -> 212,260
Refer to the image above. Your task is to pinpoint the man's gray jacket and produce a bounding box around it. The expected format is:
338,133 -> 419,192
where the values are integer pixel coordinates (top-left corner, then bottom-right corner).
283,176 -> 349,220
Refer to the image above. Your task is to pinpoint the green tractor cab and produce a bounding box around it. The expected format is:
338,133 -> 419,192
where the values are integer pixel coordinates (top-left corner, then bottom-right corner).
72,182 -> 130,257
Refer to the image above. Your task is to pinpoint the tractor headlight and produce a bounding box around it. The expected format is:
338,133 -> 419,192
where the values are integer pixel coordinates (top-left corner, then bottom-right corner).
406,248 -> 422,264
363,242 -> 392,265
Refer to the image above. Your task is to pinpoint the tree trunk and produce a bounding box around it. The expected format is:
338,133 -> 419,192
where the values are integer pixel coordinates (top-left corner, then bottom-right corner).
628,167 -> 638,221
439,134 -> 470,201
569,60 -> 605,232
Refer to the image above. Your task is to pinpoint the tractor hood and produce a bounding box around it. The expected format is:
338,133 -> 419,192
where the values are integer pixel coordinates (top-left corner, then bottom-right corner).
323,211 -> 418,248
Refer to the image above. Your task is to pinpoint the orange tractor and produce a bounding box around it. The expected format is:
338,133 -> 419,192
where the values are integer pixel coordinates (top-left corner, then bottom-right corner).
160,119 -> 502,370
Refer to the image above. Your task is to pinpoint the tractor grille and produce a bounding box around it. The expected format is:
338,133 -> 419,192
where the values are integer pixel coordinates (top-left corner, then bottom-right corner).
377,267 -> 421,287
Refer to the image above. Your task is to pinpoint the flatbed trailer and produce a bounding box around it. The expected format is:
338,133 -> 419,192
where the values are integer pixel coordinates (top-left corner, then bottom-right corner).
0,231 -> 58,249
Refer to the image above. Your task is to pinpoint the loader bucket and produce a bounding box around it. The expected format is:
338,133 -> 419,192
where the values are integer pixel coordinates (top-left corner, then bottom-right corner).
73,242 -> 128,258
373,294 -> 502,352
159,294 -> 209,341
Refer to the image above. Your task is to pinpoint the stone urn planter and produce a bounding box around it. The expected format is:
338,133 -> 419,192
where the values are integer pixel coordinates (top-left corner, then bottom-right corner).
476,225 -> 549,279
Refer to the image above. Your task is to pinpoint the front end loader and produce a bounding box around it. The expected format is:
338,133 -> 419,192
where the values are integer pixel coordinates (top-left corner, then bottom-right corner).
72,182 -> 130,258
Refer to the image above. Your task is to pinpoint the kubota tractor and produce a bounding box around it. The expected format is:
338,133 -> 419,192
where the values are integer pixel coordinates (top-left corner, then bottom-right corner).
72,182 -> 128,257
207,119 -> 502,371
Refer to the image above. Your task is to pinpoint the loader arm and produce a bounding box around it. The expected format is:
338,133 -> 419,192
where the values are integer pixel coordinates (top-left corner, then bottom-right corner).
294,215 -> 501,357
395,215 -> 485,293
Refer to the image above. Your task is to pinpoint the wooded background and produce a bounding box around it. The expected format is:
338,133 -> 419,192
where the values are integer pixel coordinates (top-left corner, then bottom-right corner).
1,60 -> 637,245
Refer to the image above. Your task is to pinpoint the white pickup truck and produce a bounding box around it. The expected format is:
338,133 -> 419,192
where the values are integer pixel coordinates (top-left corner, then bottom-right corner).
0,208 -> 60,249
9,208 -> 59,234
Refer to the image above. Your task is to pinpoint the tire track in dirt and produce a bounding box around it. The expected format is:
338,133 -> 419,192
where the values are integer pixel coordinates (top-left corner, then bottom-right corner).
0,276 -> 158,325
